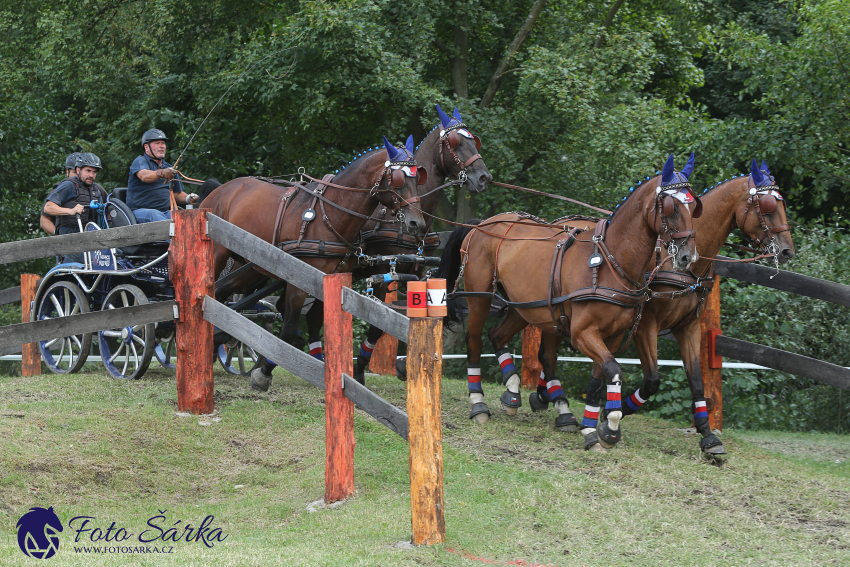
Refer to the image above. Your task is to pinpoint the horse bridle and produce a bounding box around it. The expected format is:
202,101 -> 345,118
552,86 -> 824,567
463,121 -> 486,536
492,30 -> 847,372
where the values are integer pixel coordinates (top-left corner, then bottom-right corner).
437,122 -> 482,184
737,179 -> 789,258
652,180 -> 701,262
369,149 -> 427,220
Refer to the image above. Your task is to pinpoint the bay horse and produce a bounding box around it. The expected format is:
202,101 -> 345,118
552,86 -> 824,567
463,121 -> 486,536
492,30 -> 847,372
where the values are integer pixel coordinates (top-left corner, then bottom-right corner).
199,135 -> 428,392
346,105 -> 492,382
440,154 -> 700,451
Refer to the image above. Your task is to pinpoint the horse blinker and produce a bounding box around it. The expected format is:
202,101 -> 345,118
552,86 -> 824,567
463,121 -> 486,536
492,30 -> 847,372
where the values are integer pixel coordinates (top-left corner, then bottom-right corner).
417,166 -> 428,185
391,169 -> 405,189
473,134 -> 482,151
692,195 -> 703,218
662,195 -> 675,217
759,194 -> 778,214
447,130 -> 461,149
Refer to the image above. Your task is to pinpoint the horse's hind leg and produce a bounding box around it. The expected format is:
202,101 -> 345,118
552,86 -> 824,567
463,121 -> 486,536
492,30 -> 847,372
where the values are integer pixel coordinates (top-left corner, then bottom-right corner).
487,308 -> 528,416
353,283 -> 388,385
250,286 -> 307,392
467,296 -> 493,423
674,320 -> 726,457
535,332 -> 579,433
305,298 -> 325,361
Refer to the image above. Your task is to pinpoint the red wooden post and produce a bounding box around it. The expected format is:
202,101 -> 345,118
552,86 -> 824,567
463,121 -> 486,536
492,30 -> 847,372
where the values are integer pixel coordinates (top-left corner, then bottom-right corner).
699,277 -> 723,431
521,326 -> 542,390
407,316 -> 445,546
169,210 -> 214,414
369,281 -> 399,375
20,273 -> 40,376
323,272 -> 355,502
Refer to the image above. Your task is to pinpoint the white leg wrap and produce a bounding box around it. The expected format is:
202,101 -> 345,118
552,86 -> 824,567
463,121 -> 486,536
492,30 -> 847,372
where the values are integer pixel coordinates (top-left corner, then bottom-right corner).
469,392 -> 484,405
554,399 -> 571,415
607,411 -> 622,431
506,374 -> 520,394
581,427 -> 595,437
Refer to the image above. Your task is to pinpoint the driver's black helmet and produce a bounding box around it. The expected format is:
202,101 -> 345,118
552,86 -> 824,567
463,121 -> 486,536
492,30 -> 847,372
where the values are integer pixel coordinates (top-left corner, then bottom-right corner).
141,129 -> 168,147
65,152 -> 82,170
75,153 -> 102,170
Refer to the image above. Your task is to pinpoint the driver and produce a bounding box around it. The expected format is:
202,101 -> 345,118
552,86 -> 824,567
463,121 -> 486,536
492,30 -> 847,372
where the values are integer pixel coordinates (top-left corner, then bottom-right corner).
43,153 -> 106,262
127,129 -> 197,223
40,152 -> 82,235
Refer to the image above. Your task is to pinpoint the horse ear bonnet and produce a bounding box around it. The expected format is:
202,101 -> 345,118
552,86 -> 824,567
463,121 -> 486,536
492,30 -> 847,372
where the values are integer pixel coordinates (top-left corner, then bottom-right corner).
436,104 -> 451,129
681,152 -> 695,180
383,136 -> 398,161
405,135 -> 415,156
661,154 -> 675,184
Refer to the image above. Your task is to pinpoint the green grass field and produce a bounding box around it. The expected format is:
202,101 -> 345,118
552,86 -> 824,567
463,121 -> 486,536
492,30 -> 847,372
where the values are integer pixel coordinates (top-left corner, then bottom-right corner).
1,365 -> 848,566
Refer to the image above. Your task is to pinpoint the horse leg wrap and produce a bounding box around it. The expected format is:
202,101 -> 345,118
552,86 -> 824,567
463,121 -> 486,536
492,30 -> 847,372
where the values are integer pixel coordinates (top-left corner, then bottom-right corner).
467,363 -> 484,395
309,341 -> 324,361
693,398 -> 709,429
622,388 -> 647,417
581,404 -> 600,430
495,348 -> 521,415
553,399 -> 578,432
529,371 -> 550,412
582,430 -> 606,452
250,367 -> 273,392
353,339 -> 375,383
395,356 -> 407,381
469,393 -> 491,422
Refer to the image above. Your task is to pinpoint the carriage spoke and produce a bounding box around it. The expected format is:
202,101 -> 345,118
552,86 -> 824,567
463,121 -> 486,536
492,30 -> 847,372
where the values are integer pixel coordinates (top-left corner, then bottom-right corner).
131,334 -> 146,347
56,337 -> 67,366
237,346 -> 246,373
120,291 -> 129,308
64,288 -> 71,313
71,334 -> 82,349
128,343 -> 140,375
102,330 -> 122,338
109,341 -> 125,364
44,337 -> 58,348
50,294 -> 65,317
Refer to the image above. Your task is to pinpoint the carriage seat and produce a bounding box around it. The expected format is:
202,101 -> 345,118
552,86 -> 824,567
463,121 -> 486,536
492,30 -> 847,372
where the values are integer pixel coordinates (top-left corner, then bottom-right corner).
105,190 -> 169,257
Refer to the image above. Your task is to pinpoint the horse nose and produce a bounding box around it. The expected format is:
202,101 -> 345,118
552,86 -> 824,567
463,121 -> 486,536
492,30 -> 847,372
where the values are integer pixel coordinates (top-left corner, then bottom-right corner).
480,172 -> 491,185
679,253 -> 691,268
780,247 -> 794,263
406,218 -> 421,235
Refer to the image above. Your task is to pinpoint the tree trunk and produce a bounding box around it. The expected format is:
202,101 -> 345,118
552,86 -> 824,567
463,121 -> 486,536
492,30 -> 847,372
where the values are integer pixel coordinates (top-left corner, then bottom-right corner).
450,25 -> 469,99
593,0 -> 626,48
455,186 -> 477,224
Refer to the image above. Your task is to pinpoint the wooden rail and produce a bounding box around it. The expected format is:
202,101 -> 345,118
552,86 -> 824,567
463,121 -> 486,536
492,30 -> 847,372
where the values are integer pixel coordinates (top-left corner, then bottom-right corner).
341,287 -> 409,342
0,301 -> 175,351
0,286 -> 21,306
0,221 -> 171,264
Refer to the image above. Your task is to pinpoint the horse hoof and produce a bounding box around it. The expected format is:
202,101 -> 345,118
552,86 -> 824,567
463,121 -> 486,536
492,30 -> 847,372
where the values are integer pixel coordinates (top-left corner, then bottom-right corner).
470,402 -> 491,423
528,392 -> 549,412
352,369 -> 365,385
700,434 -> 727,456
555,413 -> 579,433
499,390 -> 521,416
395,357 -> 407,381
596,419 -> 622,449
250,368 -> 272,392
582,431 -> 607,453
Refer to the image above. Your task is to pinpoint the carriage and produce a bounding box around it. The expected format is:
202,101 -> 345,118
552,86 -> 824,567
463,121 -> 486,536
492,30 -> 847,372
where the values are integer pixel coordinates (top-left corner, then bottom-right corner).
30,188 -> 279,380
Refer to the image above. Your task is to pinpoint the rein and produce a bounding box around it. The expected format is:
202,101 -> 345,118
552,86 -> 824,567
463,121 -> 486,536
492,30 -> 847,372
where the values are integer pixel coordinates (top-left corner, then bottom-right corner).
491,181 -> 614,216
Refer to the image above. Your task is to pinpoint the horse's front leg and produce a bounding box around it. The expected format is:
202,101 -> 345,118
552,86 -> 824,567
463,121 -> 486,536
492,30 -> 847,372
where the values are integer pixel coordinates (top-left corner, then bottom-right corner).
533,331 -> 579,433
674,320 -> 726,456
487,308 -> 528,416
466,296 -> 493,423
353,282 -> 388,385
250,286 -> 307,392
571,326 -> 624,450
622,322 -> 659,418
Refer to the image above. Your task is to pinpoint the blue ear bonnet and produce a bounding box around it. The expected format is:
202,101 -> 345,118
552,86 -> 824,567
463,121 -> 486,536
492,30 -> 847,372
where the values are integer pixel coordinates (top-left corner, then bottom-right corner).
660,153 -> 695,187
750,159 -> 772,188
436,104 -> 465,130
383,135 -> 416,163
759,159 -> 776,184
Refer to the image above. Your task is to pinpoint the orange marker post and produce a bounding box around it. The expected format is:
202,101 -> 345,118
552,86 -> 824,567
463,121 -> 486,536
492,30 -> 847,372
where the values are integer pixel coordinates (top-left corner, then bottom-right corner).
407,281 -> 427,317
426,278 -> 447,318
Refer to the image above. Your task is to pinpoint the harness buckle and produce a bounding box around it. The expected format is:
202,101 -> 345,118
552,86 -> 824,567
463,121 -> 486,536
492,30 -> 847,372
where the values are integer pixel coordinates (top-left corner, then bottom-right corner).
458,170 -> 468,184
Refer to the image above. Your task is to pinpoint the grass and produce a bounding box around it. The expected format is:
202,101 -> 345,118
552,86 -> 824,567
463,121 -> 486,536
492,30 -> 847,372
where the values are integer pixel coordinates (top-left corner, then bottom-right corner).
0,364 -> 848,566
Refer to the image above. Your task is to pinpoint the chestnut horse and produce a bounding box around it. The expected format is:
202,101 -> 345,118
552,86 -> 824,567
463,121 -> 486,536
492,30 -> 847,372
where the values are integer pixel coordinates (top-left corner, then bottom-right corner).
441,154 -> 700,451
199,135 -> 427,392
572,159 -> 794,453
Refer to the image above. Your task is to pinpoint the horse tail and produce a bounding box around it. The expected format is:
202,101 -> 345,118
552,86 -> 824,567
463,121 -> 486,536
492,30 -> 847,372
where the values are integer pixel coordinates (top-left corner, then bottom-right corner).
435,219 -> 482,323
196,178 -> 222,206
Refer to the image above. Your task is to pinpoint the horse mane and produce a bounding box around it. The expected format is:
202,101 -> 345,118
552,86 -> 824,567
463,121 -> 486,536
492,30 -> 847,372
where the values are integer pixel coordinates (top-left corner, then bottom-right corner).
435,219 -> 483,323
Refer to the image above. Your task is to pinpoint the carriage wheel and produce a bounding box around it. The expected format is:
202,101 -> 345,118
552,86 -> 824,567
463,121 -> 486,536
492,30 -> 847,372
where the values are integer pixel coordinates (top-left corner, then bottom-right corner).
98,285 -> 154,380
154,329 -> 177,370
217,299 -> 277,376
36,280 -> 92,374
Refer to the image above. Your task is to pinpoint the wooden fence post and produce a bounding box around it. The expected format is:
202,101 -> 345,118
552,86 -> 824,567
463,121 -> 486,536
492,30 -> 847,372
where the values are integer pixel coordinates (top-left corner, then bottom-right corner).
699,277 -> 723,431
407,317 -> 445,546
20,274 -> 40,376
521,326 -> 542,390
324,272 -> 355,502
169,210 -> 214,414
369,281 -> 399,375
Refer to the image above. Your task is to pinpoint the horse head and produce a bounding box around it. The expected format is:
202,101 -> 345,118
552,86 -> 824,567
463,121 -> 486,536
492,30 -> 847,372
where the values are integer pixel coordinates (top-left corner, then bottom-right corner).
735,158 -> 794,264
435,104 -> 492,193
379,135 -> 428,237
648,153 -> 699,270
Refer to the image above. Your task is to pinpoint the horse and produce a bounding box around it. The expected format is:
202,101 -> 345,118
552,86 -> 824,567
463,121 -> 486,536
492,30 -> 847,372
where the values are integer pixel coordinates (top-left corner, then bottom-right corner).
198,135 -> 428,392
439,153 -> 700,451
565,159 -> 794,453
344,105 -> 493,383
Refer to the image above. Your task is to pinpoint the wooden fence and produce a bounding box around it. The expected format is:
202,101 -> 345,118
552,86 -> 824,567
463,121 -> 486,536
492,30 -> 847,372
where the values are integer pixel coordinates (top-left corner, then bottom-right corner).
0,211 -> 445,546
